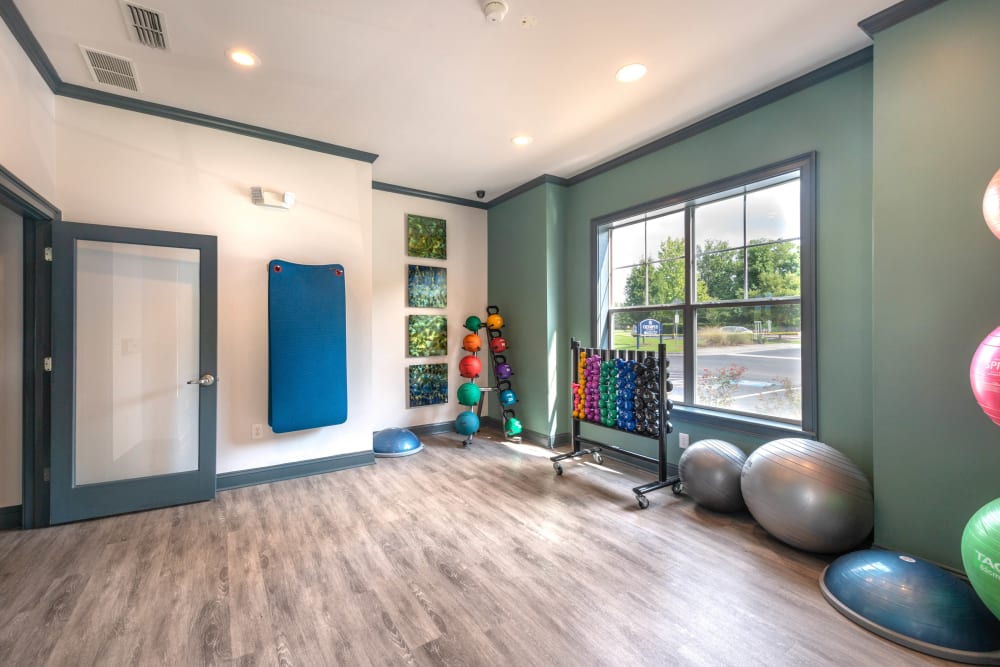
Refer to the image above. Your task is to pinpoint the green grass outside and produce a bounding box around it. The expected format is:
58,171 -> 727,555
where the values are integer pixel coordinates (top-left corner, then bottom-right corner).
612,332 -> 683,353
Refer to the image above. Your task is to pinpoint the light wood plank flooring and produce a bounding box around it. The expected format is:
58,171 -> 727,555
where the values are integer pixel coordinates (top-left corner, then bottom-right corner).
0,429 -> 952,666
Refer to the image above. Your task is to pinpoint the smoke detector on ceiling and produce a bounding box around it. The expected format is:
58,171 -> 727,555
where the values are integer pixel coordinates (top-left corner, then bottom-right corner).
482,1 -> 508,24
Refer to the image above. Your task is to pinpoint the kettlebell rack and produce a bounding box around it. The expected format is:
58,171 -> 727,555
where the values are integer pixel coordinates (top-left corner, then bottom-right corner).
551,338 -> 679,509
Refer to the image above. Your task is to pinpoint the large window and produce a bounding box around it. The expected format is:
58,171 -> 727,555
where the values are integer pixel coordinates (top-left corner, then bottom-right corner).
594,154 -> 815,431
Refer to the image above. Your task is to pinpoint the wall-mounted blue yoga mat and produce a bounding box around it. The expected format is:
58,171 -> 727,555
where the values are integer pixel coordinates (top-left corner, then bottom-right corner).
268,259 -> 348,433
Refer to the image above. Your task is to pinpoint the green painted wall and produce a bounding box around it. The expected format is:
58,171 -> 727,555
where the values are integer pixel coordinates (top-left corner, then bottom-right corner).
487,183 -> 566,438
561,63 -> 875,474
871,0 -> 1000,569
489,65 -> 872,473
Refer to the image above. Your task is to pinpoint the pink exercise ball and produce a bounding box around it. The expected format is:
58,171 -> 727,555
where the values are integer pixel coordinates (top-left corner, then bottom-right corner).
970,326 -> 1000,425
984,168 -> 1000,240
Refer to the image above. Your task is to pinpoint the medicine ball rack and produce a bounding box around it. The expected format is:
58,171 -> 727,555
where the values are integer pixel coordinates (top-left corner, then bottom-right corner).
551,338 -> 679,509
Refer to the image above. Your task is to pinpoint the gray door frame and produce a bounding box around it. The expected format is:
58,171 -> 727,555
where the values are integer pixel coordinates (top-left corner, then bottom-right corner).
49,221 -> 218,524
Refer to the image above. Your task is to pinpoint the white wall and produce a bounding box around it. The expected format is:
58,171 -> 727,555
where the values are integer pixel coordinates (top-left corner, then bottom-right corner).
0,207 -> 22,507
55,98 -> 374,473
0,20 -> 56,202
372,191 -> 487,429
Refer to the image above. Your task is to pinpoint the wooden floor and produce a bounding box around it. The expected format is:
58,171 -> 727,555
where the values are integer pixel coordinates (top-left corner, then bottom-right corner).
0,429 -> 951,666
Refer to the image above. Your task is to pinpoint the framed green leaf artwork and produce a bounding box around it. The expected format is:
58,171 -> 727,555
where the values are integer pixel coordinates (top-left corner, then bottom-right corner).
407,315 -> 447,357
408,363 -> 448,407
407,264 -> 447,308
407,214 -> 446,260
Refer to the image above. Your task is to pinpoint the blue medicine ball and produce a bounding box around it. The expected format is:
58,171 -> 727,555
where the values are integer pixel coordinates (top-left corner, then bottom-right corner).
455,411 -> 480,436
499,389 -> 518,407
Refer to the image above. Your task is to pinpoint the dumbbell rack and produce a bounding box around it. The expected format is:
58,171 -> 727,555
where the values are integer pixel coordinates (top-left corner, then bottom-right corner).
550,337 -> 679,509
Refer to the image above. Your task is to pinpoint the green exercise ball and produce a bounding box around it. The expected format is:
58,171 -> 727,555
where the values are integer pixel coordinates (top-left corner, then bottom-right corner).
464,315 -> 482,332
962,497 -> 1000,621
457,382 -> 481,407
505,417 -> 522,436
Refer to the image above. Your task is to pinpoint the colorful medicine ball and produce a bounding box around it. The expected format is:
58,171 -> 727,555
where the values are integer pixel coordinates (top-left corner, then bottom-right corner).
505,417 -> 523,436
495,363 -> 513,380
455,411 -> 480,436
462,333 -> 482,352
459,355 -> 482,378
499,389 -> 517,407
457,382 -> 481,406
464,315 -> 482,332
490,337 -> 508,353
486,314 -> 504,330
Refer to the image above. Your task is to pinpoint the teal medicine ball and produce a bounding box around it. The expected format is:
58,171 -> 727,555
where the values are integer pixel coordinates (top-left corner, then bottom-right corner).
457,382 -> 481,406
455,411 -> 480,436
499,389 -> 517,407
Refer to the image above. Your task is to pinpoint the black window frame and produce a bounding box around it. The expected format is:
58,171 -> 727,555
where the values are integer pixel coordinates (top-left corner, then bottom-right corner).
591,152 -> 817,437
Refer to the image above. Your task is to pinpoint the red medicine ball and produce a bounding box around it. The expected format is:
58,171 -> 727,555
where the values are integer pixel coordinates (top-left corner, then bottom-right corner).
490,337 -> 508,353
459,355 -> 482,378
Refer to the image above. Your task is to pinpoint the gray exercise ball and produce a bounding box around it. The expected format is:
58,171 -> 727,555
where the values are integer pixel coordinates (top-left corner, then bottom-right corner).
678,439 -> 747,512
741,438 -> 873,554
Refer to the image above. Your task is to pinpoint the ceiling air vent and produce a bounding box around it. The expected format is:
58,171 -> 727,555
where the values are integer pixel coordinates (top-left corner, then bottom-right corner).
119,1 -> 168,50
80,46 -> 140,93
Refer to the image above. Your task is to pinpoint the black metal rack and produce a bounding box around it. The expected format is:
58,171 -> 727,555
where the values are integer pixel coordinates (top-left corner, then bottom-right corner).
463,305 -> 520,447
551,337 -> 680,509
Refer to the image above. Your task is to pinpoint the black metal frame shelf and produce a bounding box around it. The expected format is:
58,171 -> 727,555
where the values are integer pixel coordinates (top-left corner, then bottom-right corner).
551,338 -> 679,509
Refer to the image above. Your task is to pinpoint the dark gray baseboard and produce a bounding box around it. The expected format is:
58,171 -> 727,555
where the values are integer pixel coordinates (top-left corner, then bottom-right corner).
0,504 -> 22,529
407,421 -> 456,436
217,451 -> 375,491
480,416 -> 569,449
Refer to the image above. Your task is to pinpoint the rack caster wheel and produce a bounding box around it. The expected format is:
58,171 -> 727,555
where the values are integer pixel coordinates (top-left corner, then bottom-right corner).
672,482 -> 684,495
636,494 -> 649,510
553,462 -> 563,476
592,452 -> 604,465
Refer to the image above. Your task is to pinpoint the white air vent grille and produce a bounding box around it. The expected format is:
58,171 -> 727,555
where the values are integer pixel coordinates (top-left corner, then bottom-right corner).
120,1 -> 168,50
80,46 -> 140,92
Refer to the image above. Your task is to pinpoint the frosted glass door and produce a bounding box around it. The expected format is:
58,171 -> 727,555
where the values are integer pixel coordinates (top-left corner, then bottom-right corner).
50,221 -> 217,525
74,241 -> 200,485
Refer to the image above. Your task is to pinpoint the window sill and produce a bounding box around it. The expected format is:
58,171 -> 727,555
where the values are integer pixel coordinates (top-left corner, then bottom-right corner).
671,405 -> 815,441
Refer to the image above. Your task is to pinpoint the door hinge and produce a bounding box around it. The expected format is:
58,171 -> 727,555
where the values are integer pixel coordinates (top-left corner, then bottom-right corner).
43,467 -> 50,482
44,247 -> 53,262
43,357 -> 53,372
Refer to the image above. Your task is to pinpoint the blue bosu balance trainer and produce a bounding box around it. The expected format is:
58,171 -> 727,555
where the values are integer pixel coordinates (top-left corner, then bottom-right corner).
268,260 -> 348,433
820,549 -> 1000,664
373,428 -> 423,458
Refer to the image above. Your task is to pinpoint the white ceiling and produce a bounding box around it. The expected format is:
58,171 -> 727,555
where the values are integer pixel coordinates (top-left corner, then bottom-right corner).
14,0 -> 894,202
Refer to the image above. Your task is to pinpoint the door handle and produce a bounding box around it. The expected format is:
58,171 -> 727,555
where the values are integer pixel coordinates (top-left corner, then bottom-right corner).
187,374 -> 216,386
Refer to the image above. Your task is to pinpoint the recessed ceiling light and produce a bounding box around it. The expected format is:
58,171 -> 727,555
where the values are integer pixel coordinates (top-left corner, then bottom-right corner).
616,63 -> 647,83
511,135 -> 533,146
227,48 -> 259,68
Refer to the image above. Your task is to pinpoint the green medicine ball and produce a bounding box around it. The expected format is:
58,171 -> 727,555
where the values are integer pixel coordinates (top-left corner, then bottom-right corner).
457,382 -> 481,406
962,496 -> 1000,621
505,417 -> 522,436
464,315 -> 482,332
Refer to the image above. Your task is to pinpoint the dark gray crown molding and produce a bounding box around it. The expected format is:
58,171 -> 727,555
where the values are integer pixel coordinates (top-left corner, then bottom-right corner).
372,181 -> 488,209
0,0 -> 378,164
0,162 -> 60,220
486,47 -> 873,208
0,0 -> 58,89
486,174 -> 569,209
858,0 -> 949,38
